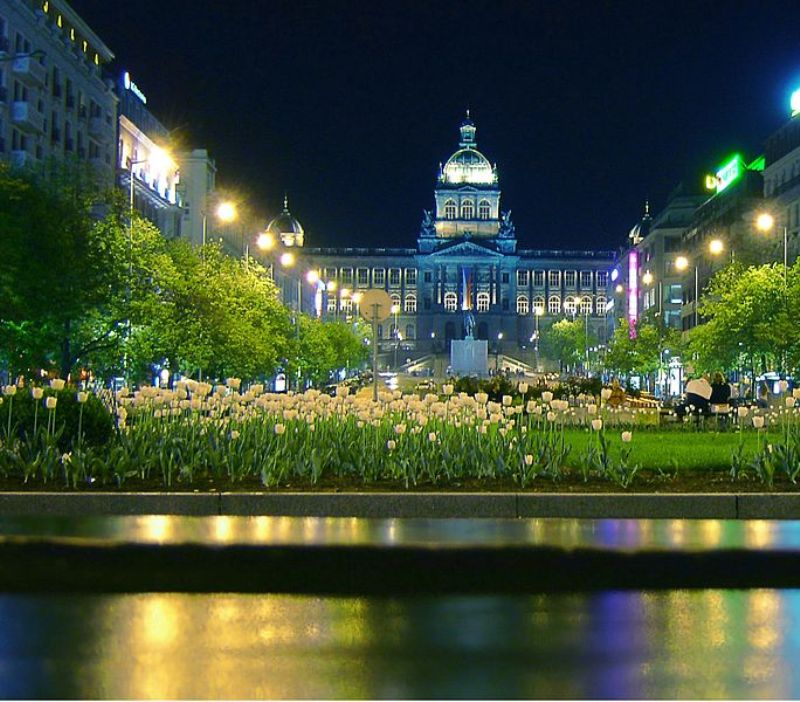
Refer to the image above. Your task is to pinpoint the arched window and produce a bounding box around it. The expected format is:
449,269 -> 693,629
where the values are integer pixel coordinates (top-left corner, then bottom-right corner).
405,324 -> 415,340
533,296 -> 545,314
460,200 -> 475,219
548,295 -> 561,315
595,296 -> 607,316
476,292 -> 490,312
444,292 -> 458,312
478,200 -> 491,220
341,298 -> 353,315
390,293 -> 401,309
516,295 -> 529,315
444,200 -> 457,219
564,296 -> 577,315
580,296 -> 593,315
404,293 -> 417,313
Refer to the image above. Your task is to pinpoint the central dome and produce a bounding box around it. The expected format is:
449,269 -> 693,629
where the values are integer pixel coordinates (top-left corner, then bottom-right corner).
442,148 -> 495,185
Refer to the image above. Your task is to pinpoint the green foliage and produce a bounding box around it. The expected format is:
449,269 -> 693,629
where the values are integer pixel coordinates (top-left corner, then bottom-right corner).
4,386 -> 114,451
691,262 -> 800,375
605,318 -> 682,379
540,317 -> 597,370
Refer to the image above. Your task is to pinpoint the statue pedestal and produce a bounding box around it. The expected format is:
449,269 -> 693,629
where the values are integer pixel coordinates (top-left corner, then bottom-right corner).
450,339 -> 488,376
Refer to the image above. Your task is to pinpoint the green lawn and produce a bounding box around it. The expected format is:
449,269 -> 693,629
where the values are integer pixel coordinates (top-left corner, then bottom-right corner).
562,429 -> 774,472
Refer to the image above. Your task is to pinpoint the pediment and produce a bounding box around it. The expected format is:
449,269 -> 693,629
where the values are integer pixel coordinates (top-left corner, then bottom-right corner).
427,240 -> 505,258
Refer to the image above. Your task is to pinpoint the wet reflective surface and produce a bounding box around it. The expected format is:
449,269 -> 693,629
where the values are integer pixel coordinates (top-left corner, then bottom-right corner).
1,515 -> 799,551
0,590 -> 798,699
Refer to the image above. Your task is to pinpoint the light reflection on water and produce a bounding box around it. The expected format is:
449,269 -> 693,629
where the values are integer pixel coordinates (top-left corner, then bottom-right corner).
0,590 -> 797,699
3,515 -> 800,551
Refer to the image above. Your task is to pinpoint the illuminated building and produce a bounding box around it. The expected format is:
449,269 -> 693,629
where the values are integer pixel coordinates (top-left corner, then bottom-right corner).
762,92 -> 800,267
0,0 -> 116,181
115,71 -> 182,238
280,115 -> 616,371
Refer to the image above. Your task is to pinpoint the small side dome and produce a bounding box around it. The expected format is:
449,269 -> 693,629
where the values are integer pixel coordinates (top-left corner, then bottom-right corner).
266,194 -> 304,247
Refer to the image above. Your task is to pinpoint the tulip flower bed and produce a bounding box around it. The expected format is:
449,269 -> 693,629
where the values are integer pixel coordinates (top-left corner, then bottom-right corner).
1,379 -> 799,491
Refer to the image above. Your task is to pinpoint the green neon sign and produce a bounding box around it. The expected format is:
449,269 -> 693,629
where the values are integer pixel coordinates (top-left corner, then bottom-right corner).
714,154 -> 744,194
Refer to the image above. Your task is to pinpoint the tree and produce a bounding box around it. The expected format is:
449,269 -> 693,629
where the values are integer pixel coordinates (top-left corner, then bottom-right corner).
605,319 -> 682,385
690,262 -> 800,378
541,318 -> 596,372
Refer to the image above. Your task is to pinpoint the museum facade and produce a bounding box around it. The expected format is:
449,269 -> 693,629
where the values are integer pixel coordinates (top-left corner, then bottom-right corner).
274,115 -> 617,367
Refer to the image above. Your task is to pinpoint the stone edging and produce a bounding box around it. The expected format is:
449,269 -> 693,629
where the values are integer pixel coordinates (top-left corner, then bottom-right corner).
0,491 -> 797,519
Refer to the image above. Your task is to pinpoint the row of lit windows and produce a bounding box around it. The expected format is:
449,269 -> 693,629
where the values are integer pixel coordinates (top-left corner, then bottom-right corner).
440,292 -> 608,316
517,270 -> 608,289
322,267 -> 416,287
327,293 -> 418,314
442,199 -> 492,220
516,295 -> 607,316
39,1 -> 102,66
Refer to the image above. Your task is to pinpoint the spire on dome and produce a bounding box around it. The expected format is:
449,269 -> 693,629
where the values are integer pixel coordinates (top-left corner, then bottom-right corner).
459,110 -> 476,148
283,192 -> 289,212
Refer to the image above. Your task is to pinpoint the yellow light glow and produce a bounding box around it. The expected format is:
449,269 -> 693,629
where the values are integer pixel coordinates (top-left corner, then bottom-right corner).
306,270 -> 320,285
756,212 -> 775,232
256,232 -> 274,251
708,238 -> 725,256
341,288 -> 351,298
279,252 -> 295,267
535,306 -> 544,316
615,284 -> 624,293
675,256 -> 689,272
216,201 -> 237,223
352,291 -> 363,303
642,271 -> 654,285
326,281 -> 337,292
391,304 -> 400,314
148,146 -> 173,173
704,174 -> 718,191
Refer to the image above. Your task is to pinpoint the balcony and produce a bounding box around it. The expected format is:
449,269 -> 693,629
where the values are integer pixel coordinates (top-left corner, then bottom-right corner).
11,101 -> 44,133
12,56 -> 46,87
10,150 -> 34,168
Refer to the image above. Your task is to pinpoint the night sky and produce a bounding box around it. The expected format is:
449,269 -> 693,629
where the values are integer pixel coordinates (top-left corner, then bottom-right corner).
68,0 -> 800,251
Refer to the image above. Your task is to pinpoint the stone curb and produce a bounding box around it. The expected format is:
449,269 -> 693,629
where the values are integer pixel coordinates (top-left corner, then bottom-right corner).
0,491 -> 798,519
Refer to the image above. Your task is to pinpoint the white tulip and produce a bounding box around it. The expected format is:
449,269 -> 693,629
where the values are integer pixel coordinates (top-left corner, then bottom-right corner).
737,407 -> 749,418
524,454 -> 534,466
49,379 -> 66,391
31,387 -> 43,400
752,416 -> 765,429
518,382 -> 529,394
542,391 -> 554,403
274,423 -> 286,435
786,397 -> 797,408
45,397 -> 57,410
621,431 -> 632,443
591,418 -> 603,431
76,391 -> 88,404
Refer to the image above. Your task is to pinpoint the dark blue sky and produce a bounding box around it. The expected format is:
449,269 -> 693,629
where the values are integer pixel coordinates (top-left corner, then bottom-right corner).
70,0 -> 800,250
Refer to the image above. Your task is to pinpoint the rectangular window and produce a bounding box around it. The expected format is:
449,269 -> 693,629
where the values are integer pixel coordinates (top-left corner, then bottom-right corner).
501,272 -> 509,284
564,270 -> 576,287
424,296 -> 431,310
533,270 -> 545,287
340,267 -> 353,285
389,268 -> 401,286
517,270 -> 529,287
502,298 -> 509,311
580,270 -> 593,288
548,270 -> 560,288
357,267 -> 369,286
424,271 -> 432,283
405,268 -> 417,285
596,271 -> 608,288
373,268 -> 385,286
324,267 -> 337,281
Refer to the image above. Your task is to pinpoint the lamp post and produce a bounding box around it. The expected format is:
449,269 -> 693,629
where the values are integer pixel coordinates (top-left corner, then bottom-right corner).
496,331 -> 503,372
202,200 -> 237,247
675,239 -> 724,329
533,306 -> 543,372
326,281 -> 338,321
756,212 -> 788,282
391,304 -> 400,370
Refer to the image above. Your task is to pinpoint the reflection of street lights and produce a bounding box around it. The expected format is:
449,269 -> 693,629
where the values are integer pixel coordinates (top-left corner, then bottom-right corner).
756,212 -> 788,282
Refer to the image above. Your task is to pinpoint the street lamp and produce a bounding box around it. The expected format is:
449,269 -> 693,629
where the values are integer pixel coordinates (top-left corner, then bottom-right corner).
391,304 -> 400,369
202,199 -> 237,247
496,331 -> 503,372
533,305 -> 544,372
675,239 -> 724,329
755,212 -> 788,281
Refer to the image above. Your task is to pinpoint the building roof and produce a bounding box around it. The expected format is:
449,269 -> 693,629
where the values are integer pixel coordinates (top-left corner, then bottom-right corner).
266,196 -> 304,236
